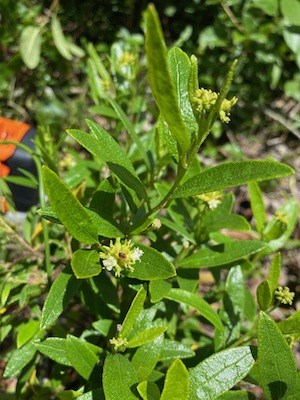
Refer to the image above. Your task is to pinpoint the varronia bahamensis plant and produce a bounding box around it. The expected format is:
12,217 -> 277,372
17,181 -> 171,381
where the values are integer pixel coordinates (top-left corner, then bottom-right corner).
2,4 -> 299,399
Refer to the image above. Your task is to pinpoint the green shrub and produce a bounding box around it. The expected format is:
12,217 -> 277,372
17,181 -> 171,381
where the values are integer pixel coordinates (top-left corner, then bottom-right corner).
1,4 -> 299,399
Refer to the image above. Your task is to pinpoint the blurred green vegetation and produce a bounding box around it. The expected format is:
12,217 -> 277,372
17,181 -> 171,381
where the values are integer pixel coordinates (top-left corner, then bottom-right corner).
1,0 -> 299,137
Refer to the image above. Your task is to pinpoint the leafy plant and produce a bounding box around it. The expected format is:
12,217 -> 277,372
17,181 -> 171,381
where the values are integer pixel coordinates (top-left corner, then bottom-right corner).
1,3 -> 299,399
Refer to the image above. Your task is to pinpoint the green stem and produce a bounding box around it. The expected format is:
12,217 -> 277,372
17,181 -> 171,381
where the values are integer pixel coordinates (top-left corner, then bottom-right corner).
126,161 -> 188,234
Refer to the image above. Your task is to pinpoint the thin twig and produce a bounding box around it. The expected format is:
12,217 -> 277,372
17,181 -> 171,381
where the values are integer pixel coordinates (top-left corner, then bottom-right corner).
264,108 -> 300,140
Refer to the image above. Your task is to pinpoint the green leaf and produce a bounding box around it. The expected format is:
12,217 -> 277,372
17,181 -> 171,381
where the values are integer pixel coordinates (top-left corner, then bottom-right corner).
248,182 -> 266,233
161,359 -> 189,400
121,286 -> 147,338
41,266 -> 82,330
85,207 -> 124,238
132,334 -> 163,382
42,166 -> 99,244
127,326 -> 167,348
277,311 -> 300,335
3,330 -> 44,378
218,265 -> 244,347
173,161 -> 294,198
137,381 -> 160,400
149,280 -> 172,303
17,320 -> 40,348
33,337 -> 72,366
217,390 -> 255,399
165,288 -> 224,332
87,58 -> 105,102
51,15 -> 72,60
103,353 -> 138,400
66,335 -> 99,380
37,206 -> 61,224
87,42 -> 110,81
189,346 -> 255,399
93,319 -> 114,336
68,42 -> 85,58
128,243 -> 176,281
167,47 -> 197,135
19,26 -> 42,69
204,213 -> 250,233
258,312 -> 298,399
71,249 -> 101,279
159,339 -> 195,362
252,0 -> 278,16
178,240 -> 265,269
268,253 -> 281,294
145,4 -> 190,153
257,280 -> 272,311
68,120 -> 147,201
281,0 -> 300,26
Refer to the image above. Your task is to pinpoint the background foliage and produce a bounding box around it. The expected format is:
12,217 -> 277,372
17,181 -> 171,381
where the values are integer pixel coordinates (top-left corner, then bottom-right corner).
0,1 -> 299,399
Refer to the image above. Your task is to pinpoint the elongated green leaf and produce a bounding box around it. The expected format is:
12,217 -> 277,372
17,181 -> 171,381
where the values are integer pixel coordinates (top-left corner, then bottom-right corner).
178,240 -> 265,269
33,337 -> 71,366
103,353 -> 138,400
173,161 -> 294,198
248,181 -> 266,233
268,253 -> 281,294
127,326 -> 167,348
68,120 -> 147,201
51,15 -> 72,60
161,359 -> 189,400
218,265 -> 244,346
121,286 -> 147,338
20,26 -> 42,69
87,59 -> 106,103
41,266 -> 82,330
71,249 -> 101,279
258,312 -> 298,399
257,280 -> 272,311
137,381 -> 160,400
132,335 -> 163,382
66,335 -> 99,380
189,346 -> 255,399
159,339 -> 195,362
128,243 -> 176,281
87,43 -> 111,81
165,288 -> 223,332
106,96 -> 150,169
42,166 -> 98,244
168,47 -> 197,135
3,330 -> 44,378
145,4 -> 190,153
17,320 -> 40,348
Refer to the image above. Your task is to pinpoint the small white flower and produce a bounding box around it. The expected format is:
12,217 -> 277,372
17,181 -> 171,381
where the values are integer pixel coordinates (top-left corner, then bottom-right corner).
208,198 -> 221,209
152,218 -> 162,229
102,256 -> 117,271
132,248 -> 144,261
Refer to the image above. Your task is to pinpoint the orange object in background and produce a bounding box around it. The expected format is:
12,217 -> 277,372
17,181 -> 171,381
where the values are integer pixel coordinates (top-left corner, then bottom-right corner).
0,117 -> 38,212
0,117 -> 30,177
